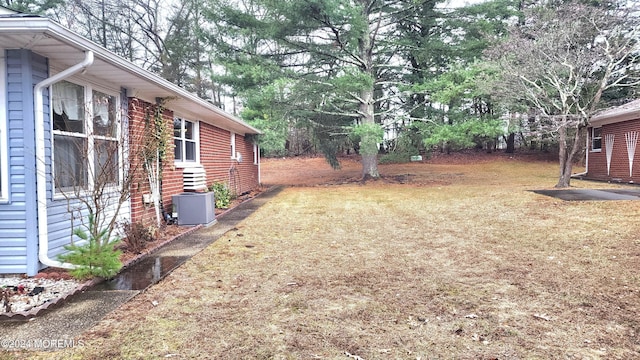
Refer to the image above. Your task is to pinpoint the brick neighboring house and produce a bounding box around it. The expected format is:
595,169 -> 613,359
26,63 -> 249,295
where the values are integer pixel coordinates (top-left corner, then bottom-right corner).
583,99 -> 640,183
0,8 -> 261,276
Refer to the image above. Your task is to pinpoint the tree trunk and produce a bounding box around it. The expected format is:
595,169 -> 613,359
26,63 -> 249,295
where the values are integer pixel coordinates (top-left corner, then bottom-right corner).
555,124 -> 583,188
556,125 -> 570,188
358,7 -> 379,180
505,133 -> 515,153
359,87 -> 380,179
362,153 -> 379,180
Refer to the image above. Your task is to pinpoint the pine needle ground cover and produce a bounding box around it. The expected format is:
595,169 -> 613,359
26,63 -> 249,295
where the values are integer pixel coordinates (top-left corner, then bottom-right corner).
29,156 -> 640,359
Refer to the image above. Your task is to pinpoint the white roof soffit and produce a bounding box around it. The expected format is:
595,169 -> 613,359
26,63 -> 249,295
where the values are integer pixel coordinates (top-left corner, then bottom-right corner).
0,6 -> 16,15
591,99 -> 640,127
0,16 -> 260,135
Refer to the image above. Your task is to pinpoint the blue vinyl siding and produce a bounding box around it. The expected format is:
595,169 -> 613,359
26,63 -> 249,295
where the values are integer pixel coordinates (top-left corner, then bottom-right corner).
0,49 -> 44,275
0,49 -> 131,275
46,196 -> 131,260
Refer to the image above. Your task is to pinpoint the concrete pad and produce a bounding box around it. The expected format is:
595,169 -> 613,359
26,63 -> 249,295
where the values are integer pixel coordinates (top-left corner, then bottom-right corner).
0,290 -> 138,344
531,188 -> 640,201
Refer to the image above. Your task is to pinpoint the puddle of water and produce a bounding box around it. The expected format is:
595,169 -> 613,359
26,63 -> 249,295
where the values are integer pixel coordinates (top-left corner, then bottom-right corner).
91,188 -> 286,293
93,256 -> 189,291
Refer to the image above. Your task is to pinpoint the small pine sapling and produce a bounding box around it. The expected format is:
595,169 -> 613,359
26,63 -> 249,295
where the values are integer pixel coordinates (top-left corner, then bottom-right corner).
58,214 -> 122,280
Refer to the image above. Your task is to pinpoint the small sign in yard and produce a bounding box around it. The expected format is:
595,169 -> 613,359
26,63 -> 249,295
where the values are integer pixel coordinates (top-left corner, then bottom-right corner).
410,155 -> 422,162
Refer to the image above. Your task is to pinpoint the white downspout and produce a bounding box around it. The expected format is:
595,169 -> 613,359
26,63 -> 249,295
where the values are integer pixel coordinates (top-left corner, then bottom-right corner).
34,51 -> 94,269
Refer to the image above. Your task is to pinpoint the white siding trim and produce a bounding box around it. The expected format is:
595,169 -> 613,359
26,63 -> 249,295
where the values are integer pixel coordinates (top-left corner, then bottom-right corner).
0,49 -> 8,203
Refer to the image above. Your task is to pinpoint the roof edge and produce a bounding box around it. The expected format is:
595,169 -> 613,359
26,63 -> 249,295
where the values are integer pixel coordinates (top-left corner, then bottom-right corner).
591,99 -> 640,127
0,17 -> 261,135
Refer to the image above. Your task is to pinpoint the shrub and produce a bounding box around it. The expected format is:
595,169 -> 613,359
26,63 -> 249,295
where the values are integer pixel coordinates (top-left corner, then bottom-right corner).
380,128 -> 428,164
209,182 -> 232,209
379,152 -> 411,164
58,215 -> 122,280
121,221 -> 154,254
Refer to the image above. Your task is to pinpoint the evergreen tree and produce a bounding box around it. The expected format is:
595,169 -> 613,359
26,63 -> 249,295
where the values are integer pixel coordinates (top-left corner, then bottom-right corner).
397,0 -> 521,153
204,0 -> 459,178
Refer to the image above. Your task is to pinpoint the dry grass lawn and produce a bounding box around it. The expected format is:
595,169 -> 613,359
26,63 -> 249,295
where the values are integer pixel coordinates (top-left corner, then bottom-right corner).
22,155 -> 640,359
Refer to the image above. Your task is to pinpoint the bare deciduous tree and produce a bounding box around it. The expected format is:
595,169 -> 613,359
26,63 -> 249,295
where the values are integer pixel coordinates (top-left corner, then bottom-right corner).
487,2 -> 640,187
55,0 -> 216,100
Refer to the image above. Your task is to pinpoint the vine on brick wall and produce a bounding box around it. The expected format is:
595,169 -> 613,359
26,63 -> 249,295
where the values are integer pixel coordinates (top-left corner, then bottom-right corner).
141,98 -> 175,228
142,98 -> 173,164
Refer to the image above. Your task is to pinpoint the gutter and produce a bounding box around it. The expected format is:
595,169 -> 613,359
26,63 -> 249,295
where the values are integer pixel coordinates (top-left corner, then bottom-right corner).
34,50 -> 94,269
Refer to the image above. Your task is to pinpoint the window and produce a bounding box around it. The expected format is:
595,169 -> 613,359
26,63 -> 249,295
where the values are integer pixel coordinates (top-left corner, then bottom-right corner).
93,91 -> 119,185
174,117 -> 198,164
0,49 -> 7,202
591,127 -> 602,152
52,80 -> 120,192
53,81 -> 88,190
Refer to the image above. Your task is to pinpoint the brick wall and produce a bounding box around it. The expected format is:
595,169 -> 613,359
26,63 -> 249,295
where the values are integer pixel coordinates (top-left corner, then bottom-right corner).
199,122 -> 260,195
587,118 -> 640,183
127,98 -> 177,227
128,98 -> 260,228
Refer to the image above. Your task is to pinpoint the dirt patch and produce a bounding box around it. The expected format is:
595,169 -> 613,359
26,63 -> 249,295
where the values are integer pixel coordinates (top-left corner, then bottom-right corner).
260,155 -> 363,186
261,151 -> 558,187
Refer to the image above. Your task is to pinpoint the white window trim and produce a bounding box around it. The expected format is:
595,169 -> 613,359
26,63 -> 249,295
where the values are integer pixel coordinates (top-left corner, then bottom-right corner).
51,81 -> 123,199
230,132 -> 236,160
173,117 -> 200,168
591,127 -> 602,153
0,49 -> 8,203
